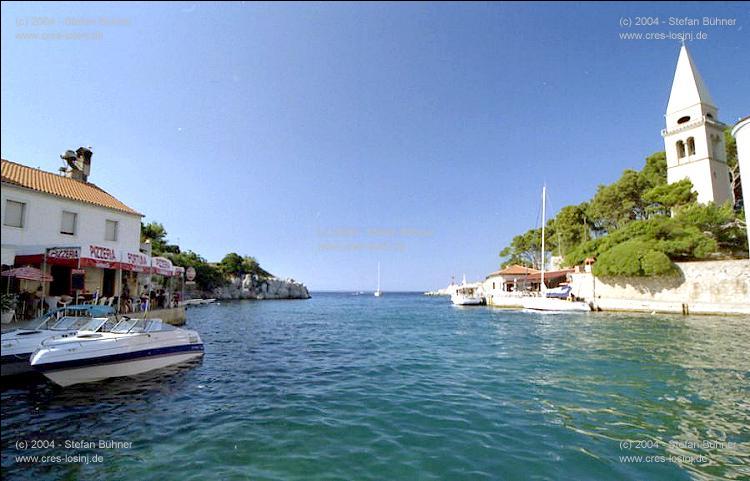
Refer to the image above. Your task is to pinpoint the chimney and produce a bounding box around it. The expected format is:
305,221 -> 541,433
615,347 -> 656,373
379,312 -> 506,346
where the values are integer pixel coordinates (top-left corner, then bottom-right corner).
62,147 -> 93,182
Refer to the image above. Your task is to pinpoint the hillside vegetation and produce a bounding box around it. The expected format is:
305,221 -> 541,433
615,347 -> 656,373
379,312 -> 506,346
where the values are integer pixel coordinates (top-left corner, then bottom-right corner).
500,131 -> 747,277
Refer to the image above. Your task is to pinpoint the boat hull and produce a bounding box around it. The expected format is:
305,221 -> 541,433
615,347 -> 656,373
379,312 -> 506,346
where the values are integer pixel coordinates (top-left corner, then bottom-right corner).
1,329 -> 79,377
1,354 -> 33,376
522,297 -> 591,312
40,349 -> 203,387
451,298 -> 484,306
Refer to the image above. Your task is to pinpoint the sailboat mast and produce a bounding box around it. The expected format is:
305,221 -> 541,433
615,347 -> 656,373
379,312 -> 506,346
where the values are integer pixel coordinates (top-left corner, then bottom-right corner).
540,184 -> 546,292
377,262 -> 381,291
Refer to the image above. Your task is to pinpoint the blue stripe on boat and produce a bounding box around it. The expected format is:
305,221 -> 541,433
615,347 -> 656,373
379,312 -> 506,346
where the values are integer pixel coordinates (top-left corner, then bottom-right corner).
1,353 -> 32,363
33,343 -> 204,372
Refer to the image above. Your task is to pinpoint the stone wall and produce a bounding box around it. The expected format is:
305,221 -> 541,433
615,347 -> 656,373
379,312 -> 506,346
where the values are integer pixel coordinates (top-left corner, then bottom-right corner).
569,259 -> 750,315
131,306 -> 186,326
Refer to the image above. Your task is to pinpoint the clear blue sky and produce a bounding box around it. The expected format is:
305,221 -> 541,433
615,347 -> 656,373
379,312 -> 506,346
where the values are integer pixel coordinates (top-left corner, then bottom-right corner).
2,2 -> 748,291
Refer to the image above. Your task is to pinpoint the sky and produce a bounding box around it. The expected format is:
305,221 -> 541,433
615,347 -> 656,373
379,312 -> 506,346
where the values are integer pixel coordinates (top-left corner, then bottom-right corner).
2,2 -> 748,291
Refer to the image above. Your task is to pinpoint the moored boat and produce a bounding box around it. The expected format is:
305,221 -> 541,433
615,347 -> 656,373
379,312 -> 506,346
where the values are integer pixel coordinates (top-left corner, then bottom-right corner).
1,305 -> 115,377
451,275 -> 485,306
521,296 -> 591,312
30,318 -> 204,387
521,185 -> 591,313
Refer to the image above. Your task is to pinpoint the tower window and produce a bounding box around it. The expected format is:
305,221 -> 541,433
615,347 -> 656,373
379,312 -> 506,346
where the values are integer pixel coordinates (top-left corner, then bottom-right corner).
676,140 -> 686,159
706,113 -> 714,120
687,137 -> 696,156
677,116 -> 691,124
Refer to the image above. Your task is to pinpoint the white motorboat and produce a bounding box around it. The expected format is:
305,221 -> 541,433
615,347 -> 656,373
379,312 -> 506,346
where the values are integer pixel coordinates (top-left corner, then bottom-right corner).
1,305 -> 115,377
522,296 -> 591,312
374,262 -> 383,297
181,298 -> 216,307
30,318 -> 204,387
451,275 -> 485,306
521,185 -> 591,313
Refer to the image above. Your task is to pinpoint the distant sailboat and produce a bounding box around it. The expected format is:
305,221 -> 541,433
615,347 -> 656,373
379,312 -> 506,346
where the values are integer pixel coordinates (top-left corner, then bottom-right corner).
374,262 -> 383,297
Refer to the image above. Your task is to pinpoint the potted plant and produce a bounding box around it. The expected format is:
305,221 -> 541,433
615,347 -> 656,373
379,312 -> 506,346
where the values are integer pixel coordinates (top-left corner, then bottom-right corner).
1,293 -> 17,324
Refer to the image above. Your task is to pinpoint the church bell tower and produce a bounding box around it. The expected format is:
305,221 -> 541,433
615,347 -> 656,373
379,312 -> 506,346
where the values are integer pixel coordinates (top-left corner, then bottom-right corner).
661,44 -> 731,205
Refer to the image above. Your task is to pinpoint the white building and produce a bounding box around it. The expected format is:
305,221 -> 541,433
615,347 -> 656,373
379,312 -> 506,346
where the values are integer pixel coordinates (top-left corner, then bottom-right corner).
1,148 -> 148,303
731,116 -> 750,255
661,45 -> 732,205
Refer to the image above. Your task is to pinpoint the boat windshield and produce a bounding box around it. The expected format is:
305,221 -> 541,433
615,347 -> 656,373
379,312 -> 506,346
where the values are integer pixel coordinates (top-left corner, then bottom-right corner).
50,316 -> 91,330
78,317 -> 113,332
33,311 -> 61,329
111,318 -> 139,333
111,318 -> 175,333
145,319 -> 175,332
33,306 -> 113,329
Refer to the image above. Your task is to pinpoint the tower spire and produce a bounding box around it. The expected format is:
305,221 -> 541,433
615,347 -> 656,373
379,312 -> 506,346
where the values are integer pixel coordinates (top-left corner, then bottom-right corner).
666,44 -> 715,115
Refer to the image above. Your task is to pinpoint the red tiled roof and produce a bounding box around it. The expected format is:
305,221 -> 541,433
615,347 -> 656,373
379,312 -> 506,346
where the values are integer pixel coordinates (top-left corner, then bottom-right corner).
486,264 -> 540,278
1,159 -> 142,216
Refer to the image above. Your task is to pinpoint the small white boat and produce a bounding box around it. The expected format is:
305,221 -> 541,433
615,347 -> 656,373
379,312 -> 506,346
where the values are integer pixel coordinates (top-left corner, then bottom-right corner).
451,275 -> 484,306
30,318 -> 204,387
522,296 -> 591,312
374,262 -> 383,297
1,305 -> 115,377
181,298 -> 216,307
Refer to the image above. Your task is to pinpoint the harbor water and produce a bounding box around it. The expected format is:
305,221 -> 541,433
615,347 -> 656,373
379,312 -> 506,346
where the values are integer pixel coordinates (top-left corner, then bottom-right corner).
2,293 -> 749,480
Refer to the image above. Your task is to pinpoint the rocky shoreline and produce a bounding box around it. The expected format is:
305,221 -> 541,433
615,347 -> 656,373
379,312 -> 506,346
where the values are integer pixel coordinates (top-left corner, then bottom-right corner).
207,274 -> 311,300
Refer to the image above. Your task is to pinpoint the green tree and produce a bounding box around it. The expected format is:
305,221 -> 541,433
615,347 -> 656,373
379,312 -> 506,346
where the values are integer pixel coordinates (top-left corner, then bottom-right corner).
642,178 -> 697,216
141,221 -> 168,256
499,228 -> 543,269
219,252 -> 245,276
593,240 -> 676,277
242,256 -> 272,278
218,253 -> 273,278
502,145 -> 746,278
167,250 -> 224,291
640,151 -> 668,189
725,126 -> 742,210
551,203 -> 589,256
674,202 -> 748,254
588,169 -> 650,233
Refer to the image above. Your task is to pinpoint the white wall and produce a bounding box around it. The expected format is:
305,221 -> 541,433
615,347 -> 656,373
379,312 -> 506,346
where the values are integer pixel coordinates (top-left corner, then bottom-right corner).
732,117 -> 750,255
569,259 -> 750,315
1,183 -> 142,254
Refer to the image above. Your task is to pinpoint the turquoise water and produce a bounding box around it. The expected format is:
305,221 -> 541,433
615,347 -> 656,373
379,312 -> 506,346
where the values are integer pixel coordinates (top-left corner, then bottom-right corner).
2,293 -> 749,480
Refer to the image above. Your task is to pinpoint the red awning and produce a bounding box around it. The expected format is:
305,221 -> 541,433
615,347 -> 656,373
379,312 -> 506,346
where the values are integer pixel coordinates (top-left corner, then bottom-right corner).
151,256 -> 175,276
525,269 -> 574,282
120,251 -> 151,273
14,246 -> 123,270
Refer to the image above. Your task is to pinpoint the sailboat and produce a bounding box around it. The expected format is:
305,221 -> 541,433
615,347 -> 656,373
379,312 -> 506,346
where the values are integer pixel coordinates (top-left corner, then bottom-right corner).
374,262 -> 383,297
521,185 -> 591,312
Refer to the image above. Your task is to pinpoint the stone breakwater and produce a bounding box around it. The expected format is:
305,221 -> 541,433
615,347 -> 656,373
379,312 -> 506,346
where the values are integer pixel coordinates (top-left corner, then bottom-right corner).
211,275 -> 311,300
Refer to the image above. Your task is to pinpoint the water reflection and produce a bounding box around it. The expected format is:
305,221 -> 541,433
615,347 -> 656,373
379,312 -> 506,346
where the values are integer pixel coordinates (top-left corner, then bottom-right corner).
519,312 -> 750,480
